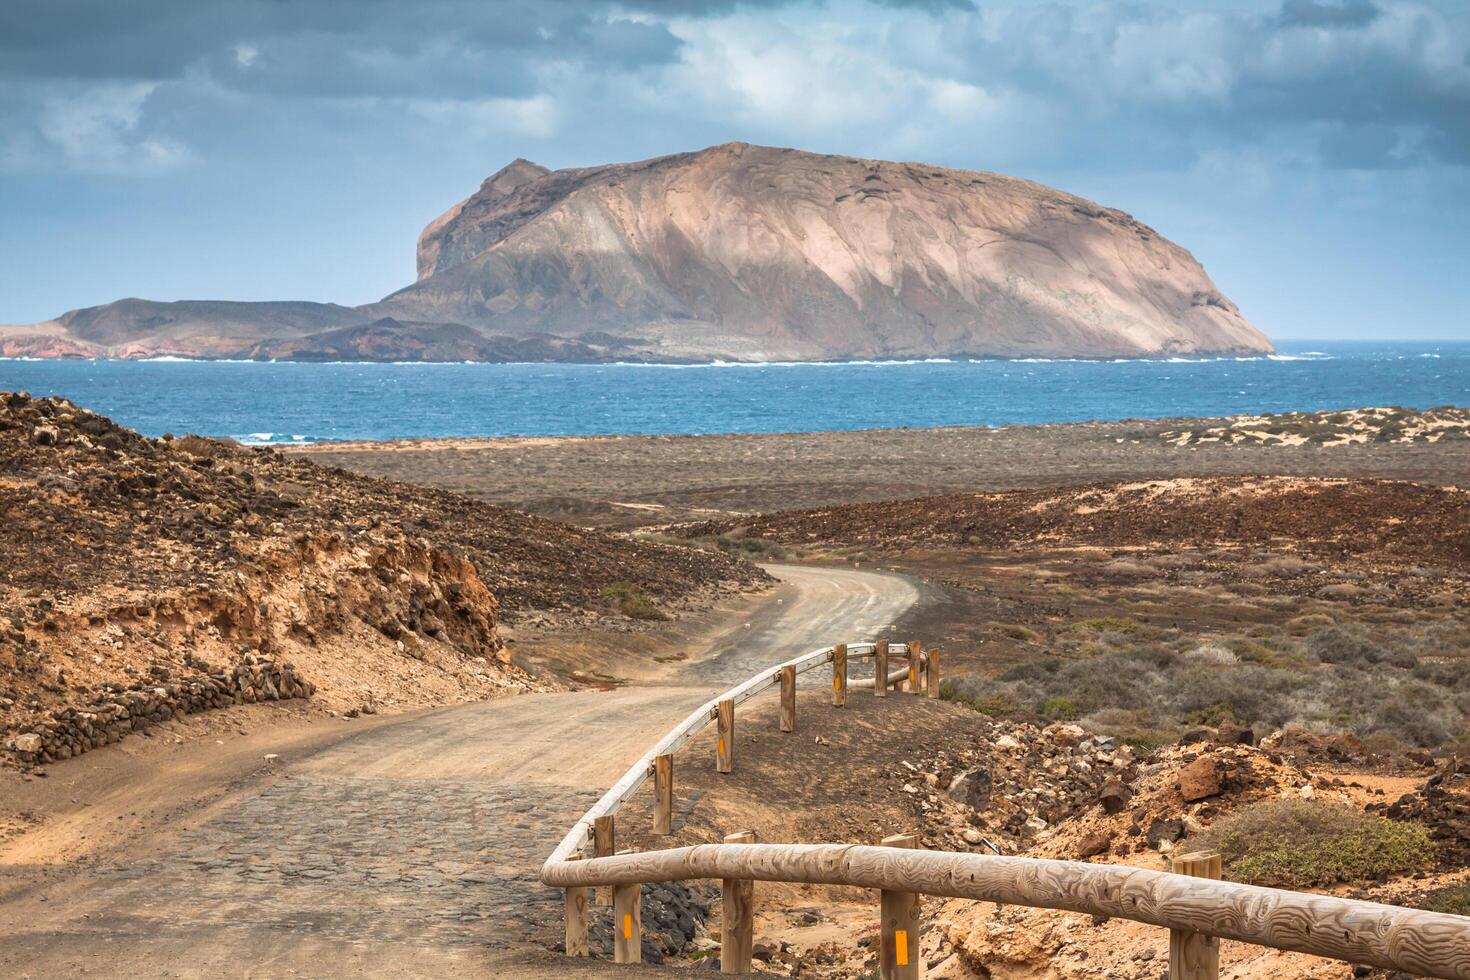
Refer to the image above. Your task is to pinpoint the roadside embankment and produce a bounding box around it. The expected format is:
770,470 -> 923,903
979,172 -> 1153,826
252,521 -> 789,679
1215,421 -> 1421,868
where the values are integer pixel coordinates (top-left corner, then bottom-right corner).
0,392 -> 768,768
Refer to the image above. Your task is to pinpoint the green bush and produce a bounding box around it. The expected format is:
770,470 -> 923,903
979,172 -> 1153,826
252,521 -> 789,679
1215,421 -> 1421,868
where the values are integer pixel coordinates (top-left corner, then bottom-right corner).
1192,800 -> 1434,887
999,659 -> 1060,682
599,582 -> 669,621
1230,639 -> 1314,671
1040,695 -> 1080,720
1423,884 -> 1470,917
940,681 -> 1017,718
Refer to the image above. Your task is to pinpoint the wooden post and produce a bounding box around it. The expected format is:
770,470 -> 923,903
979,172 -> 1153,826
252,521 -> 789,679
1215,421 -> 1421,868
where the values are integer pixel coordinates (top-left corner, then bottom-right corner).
564,854 -> 589,957
925,647 -> 940,699
906,641 -> 921,693
613,881 -> 641,964
593,815 -> 615,906
874,640 -> 889,698
721,830 -> 757,974
880,833 -> 922,980
1169,851 -> 1222,980
779,664 -> 796,733
654,754 -> 674,835
716,698 -> 734,773
832,643 -> 847,707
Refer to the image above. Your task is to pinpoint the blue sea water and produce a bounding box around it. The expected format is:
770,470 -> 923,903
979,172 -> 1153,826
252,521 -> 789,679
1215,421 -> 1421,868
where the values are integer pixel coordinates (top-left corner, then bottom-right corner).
0,341 -> 1465,443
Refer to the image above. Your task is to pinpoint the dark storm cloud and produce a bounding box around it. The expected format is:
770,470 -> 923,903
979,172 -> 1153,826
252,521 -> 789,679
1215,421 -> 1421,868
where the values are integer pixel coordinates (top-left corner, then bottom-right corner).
1,0 -> 1466,177
0,0 -> 683,91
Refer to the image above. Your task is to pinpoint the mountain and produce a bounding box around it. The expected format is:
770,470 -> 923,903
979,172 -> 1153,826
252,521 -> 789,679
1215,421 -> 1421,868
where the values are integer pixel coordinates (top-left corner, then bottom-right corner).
5,143 -> 1271,362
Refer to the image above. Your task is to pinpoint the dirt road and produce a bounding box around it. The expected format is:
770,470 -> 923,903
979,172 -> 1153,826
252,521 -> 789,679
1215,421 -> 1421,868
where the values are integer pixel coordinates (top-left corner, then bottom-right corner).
0,564 -> 919,978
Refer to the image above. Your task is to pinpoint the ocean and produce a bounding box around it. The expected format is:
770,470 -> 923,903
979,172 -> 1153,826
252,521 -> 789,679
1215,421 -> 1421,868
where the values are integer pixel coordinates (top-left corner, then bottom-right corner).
1,341 -> 1464,443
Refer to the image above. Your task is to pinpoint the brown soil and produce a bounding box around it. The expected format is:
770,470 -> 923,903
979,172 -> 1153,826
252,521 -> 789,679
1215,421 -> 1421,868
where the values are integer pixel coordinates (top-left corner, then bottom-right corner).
293,407 -> 1470,529
684,476 -> 1470,569
0,393 -> 766,766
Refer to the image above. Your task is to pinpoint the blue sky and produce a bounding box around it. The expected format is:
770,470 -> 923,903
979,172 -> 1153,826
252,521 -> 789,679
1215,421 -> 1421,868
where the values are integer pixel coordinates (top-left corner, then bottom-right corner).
1,0 -> 1466,340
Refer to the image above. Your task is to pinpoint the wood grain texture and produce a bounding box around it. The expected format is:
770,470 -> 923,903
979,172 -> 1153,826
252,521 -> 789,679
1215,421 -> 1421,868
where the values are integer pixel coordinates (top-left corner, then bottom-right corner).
654,754 -> 674,835
564,855 -> 589,957
880,834 -> 922,980
1170,851 -> 1222,980
875,640 -> 889,699
925,647 -> 940,699
833,643 -> 847,707
547,641 -> 886,866
716,698 -> 734,774
613,881 -> 641,963
722,832 -> 758,974
593,815 -> 615,906
906,641 -> 921,693
779,664 -> 796,733
542,844 -> 1470,978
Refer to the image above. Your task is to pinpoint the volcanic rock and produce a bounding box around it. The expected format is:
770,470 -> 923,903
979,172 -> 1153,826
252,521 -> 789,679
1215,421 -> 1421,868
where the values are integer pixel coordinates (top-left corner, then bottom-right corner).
1177,755 -> 1223,802
10,144 -> 1271,362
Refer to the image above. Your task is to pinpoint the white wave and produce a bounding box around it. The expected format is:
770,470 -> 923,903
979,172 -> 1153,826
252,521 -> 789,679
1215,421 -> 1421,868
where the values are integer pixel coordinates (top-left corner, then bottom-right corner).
610,357 -> 958,368
235,431 -> 318,446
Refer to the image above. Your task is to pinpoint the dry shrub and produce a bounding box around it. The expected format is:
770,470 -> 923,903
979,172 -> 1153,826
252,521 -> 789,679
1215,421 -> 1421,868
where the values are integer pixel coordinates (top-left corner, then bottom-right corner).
170,434 -> 241,459
1423,884 -> 1470,917
1192,799 -> 1434,887
599,582 -> 669,621
1307,625 -> 1417,668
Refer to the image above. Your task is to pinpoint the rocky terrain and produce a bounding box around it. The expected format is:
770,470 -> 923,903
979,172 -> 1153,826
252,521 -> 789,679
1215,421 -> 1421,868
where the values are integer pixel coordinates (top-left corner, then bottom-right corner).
681,475 -> 1470,569
659,470 -> 1470,975
4,143 -> 1269,362
1159,404 -> 1470,448
607,685 -> 1459,979
298,406 -> 1470,530
0,394 -> 764,767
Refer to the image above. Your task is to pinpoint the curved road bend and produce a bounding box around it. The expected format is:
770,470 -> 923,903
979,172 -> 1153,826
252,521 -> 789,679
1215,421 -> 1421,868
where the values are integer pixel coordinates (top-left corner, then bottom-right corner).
0,563 -> 920,977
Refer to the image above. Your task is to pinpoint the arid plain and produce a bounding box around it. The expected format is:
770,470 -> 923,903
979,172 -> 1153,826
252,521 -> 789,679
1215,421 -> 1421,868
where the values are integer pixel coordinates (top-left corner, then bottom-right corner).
2,402 -> 1466,978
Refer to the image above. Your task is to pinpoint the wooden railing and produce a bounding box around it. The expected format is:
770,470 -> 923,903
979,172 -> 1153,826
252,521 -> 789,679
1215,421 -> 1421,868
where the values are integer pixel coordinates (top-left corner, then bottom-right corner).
540,640 -> 1470,978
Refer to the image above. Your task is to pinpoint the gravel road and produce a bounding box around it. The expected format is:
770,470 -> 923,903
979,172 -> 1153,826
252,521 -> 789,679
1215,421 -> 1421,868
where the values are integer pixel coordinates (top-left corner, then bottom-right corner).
0,563 -> 919,978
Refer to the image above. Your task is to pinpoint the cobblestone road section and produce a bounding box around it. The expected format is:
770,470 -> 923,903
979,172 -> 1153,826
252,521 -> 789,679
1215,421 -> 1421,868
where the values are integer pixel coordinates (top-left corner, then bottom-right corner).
0,565 -> 918,975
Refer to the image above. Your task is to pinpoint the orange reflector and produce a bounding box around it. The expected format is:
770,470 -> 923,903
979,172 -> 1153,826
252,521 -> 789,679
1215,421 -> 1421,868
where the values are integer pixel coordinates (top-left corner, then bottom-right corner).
895,928 -> 909,965
623,913 -> 633,940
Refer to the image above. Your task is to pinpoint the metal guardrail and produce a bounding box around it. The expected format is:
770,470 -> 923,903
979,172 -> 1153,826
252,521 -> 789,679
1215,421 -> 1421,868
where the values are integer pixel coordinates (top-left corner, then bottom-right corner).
540,639 -> 1470,978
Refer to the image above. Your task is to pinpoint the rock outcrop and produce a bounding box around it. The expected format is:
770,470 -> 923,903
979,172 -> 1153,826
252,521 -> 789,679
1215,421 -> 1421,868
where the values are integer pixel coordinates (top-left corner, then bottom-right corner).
0,393 -> 766,766
384,142 -> 1270,360
8,144 -> 1270,362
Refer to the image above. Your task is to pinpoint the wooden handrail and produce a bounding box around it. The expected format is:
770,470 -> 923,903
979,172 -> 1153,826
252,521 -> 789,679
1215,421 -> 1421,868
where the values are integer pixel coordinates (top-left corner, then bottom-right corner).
540,638 -> 1470,977
544,843 -> 1470,978
547,641 -> 914,865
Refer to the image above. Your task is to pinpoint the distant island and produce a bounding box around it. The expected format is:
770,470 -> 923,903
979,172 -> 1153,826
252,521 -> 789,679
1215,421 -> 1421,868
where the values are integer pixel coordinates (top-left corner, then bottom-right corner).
0,143 -> 1271,363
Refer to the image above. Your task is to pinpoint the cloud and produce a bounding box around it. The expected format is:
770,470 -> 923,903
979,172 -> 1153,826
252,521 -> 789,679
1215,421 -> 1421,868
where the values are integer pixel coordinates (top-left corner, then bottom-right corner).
0,80 -> 190,175
0,0 -> 1465,178
1280,0 -> 1381,28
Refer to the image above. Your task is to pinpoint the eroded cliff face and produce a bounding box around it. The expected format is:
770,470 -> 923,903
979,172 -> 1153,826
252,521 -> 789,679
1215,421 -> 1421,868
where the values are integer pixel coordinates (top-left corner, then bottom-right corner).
380,142 -> 1270,360
13,143 -> 1270,361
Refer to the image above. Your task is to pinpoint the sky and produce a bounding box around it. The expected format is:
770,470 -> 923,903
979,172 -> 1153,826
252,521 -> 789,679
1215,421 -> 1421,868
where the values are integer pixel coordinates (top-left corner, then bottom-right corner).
1,0 -> 1466,341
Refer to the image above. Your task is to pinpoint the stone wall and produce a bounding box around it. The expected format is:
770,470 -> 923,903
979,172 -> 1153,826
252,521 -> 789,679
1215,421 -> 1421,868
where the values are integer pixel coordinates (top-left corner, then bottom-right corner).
5,653 -> 313,767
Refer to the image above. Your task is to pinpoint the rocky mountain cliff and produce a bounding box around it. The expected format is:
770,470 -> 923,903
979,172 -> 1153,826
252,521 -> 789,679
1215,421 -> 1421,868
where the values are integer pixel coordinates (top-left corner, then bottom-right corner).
5,143 -> 1271,362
